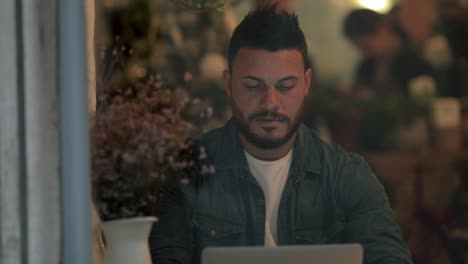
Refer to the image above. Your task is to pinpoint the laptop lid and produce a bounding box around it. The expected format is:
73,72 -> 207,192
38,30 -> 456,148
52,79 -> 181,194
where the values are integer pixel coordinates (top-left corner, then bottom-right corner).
202,244 -> 363,264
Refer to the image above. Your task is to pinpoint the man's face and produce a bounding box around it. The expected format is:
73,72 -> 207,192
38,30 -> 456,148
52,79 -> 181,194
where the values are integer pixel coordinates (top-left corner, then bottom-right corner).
224,48 -> 311,149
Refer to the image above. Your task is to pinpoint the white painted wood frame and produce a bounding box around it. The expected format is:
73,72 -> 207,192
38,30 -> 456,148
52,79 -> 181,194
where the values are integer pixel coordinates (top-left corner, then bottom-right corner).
1,0 -> 61,263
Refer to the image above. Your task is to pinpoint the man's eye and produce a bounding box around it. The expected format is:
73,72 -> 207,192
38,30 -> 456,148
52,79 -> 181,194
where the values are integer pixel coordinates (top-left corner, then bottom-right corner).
244,83 -> 262,90
277,80 -> 296,92
277,84 -> 294,92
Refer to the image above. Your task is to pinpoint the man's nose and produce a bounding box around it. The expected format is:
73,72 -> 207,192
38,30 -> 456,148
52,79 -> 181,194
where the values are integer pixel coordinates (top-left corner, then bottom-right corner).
261,85 -> 280,108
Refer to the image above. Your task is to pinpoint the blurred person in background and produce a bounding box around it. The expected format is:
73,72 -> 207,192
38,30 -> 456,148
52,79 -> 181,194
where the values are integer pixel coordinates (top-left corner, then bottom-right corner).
343,9 -> 437,99
389,4 -> 463,98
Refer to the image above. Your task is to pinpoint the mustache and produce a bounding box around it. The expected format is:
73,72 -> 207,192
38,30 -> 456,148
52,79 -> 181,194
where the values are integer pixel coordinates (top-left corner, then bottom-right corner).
248,110 -> 290,123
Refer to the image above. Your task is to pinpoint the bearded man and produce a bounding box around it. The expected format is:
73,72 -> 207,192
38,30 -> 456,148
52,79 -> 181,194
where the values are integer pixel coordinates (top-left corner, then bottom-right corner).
150,5 -> 413,264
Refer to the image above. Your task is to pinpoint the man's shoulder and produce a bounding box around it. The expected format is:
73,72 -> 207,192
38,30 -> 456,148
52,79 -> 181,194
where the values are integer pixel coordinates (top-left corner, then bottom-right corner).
198,122 -> 232,152
199,125 -> 225,145
196,121 -> 243,168
299,125 -> 366,170
302,128 -> 380,202
197,122 -> 370,173
396,46 -> 435,76
355,58 -> 376,81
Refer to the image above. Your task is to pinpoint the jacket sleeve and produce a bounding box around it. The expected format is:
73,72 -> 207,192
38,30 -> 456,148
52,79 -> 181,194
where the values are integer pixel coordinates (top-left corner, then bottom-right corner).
337,153 -> 413,264
149,180 -> 194,264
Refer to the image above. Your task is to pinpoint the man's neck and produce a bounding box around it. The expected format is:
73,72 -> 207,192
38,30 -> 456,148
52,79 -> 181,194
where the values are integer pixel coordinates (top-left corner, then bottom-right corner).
240,134 -> 296,161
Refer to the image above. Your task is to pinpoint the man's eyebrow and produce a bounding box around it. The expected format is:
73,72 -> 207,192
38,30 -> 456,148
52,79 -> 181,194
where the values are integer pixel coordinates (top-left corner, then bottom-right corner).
277,76 -> 298,82
241,76 -> 298,82
241,75 -> 264,81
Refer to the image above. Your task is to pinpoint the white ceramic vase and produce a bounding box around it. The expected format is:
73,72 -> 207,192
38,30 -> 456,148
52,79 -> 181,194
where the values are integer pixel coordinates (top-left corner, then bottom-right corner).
102,217 -> 157,264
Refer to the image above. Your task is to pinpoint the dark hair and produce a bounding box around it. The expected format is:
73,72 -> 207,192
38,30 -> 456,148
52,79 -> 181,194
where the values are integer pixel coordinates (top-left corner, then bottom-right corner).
343,9 -> 383,39
228,5 -> 310,70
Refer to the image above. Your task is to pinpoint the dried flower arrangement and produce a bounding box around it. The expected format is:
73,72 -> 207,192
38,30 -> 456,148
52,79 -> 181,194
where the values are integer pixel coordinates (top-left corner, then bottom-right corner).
91,74 -> 212,221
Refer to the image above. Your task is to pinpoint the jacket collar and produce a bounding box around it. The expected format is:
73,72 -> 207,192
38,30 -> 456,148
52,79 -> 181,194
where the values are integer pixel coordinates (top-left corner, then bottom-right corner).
212,119 -> 322,181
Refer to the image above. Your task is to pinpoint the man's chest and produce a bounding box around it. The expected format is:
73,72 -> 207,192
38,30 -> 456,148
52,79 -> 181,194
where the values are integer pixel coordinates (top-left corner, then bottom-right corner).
189,174 -> 345,249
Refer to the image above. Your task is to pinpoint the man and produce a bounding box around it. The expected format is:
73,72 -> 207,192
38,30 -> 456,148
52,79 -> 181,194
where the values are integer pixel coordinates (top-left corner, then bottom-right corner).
343,9 -> 436,98
150,6 -> 413,264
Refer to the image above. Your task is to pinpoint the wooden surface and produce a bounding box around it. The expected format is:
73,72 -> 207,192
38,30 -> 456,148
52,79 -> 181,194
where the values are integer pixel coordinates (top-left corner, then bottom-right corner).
366,152 -> 462,232
366,151 -> 467,263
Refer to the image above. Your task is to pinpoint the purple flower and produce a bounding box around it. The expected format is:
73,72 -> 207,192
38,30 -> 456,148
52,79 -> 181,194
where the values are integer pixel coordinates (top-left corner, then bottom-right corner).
91,75 -> 213,221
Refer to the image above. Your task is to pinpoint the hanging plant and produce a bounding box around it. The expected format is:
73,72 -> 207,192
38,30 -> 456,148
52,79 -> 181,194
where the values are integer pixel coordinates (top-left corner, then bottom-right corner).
171,0 -> 228,12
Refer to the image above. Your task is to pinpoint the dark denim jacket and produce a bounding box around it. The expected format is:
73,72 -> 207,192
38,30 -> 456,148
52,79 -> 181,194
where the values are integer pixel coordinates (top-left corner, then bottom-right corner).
150,120 -> 413,264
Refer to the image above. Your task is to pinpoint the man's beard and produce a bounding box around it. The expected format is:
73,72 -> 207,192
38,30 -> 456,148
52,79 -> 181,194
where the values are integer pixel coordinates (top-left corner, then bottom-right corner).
231,100 -> 303,150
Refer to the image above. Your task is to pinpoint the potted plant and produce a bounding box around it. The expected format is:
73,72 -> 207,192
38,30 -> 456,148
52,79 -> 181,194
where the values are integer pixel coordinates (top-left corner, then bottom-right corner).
91,74 -> 208,264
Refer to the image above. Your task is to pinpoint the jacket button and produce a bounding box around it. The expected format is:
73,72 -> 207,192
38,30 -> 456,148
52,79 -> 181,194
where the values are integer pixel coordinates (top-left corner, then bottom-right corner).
256,199 -> 264,206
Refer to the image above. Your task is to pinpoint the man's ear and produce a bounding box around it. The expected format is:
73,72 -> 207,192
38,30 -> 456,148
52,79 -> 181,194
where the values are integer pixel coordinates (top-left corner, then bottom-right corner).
304,68 -> 312,95
223,70 -> 232,97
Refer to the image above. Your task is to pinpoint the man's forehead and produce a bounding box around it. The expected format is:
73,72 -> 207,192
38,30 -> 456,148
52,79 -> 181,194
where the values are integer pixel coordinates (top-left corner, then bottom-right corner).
235,47 -> 302,57
232,48 -> 305,71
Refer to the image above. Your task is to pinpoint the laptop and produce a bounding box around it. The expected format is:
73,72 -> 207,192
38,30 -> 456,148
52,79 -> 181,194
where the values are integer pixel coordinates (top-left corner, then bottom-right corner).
202,244 -> 363,264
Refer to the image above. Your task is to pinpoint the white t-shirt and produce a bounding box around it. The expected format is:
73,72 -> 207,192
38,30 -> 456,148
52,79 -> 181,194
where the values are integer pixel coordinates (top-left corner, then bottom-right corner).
245,149 -> 293,247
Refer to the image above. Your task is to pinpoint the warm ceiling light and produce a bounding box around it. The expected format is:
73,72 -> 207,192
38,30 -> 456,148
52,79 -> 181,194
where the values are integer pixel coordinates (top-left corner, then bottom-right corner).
355,0 -> 392,13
